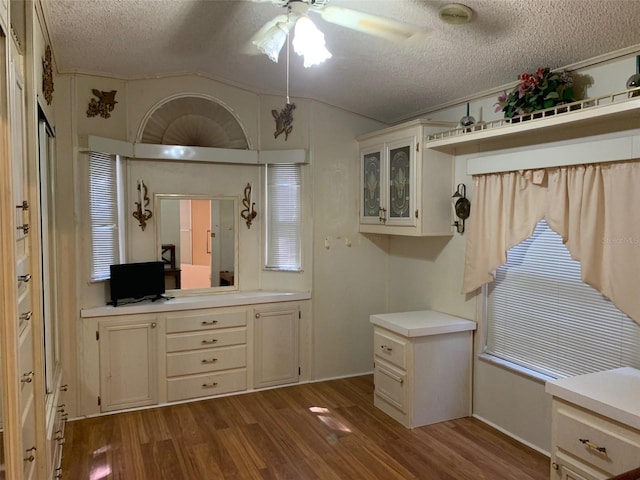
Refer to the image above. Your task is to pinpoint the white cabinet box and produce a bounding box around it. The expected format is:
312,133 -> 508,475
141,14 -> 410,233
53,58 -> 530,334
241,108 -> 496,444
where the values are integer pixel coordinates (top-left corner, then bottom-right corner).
370,310 -> 476,428
546,367 -> 640,480
358,120 -> 454,236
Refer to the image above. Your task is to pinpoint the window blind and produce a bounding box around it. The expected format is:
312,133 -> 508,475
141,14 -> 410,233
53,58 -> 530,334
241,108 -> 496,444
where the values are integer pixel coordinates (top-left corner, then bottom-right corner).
265,164 -> 301,271
88,152 -> 121,281
486,220 -> 640,379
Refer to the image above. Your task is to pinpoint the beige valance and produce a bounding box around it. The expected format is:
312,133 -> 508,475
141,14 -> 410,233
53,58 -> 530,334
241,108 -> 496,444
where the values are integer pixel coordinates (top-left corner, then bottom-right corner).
463,161 -> 640,325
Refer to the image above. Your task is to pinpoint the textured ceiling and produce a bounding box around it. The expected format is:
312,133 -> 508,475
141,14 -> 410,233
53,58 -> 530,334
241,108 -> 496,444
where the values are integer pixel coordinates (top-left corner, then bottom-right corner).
42,0 -> 640,124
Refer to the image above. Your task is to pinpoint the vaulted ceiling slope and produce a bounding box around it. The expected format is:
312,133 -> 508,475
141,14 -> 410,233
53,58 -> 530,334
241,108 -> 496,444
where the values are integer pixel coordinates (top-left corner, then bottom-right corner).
42,0 -> 640,124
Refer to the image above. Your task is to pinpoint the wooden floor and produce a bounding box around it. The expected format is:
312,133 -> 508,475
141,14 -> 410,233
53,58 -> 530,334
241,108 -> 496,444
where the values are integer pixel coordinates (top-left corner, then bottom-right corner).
62,375 -> 549,479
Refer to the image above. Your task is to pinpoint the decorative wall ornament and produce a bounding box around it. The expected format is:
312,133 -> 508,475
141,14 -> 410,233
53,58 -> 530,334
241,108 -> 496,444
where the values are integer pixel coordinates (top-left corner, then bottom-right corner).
240,183 -> 257,229
42,45 -> 54,105
132,179 -> 153,231
272,102 -> 296,140
87,89 -> 118,119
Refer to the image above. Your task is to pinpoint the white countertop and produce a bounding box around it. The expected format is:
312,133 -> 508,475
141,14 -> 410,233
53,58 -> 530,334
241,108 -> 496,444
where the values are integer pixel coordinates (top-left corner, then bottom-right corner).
370,310 -> 477,337
546,367 -> 640,430
81,290 -> 311,318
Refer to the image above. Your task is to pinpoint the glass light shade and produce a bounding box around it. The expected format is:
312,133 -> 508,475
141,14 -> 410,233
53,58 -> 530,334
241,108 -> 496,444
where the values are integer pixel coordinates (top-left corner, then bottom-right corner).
252,21 -> 289,63
292,16 -> 332,68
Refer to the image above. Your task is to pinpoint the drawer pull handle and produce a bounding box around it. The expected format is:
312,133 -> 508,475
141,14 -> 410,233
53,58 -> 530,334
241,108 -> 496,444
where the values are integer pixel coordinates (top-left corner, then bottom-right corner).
579,438 -> 607,454
201,339 -> 218,344
380,345 -> 393,353
60,384 -> 69,392
202,382 -> 219,389
58,404 -> 66,413
24,446 -> 36,463
201,358 -> 218,364
21,371 -> 34,383
17,223 -> 30,234
18,273 -> 32,284
201,320 -> 218,326
20,311 -> 33,322
16,200 -> 29,210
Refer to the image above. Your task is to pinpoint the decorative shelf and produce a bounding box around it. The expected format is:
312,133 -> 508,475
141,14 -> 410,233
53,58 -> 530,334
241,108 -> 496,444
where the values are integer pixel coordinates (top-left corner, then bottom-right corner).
425,88 -> 640,154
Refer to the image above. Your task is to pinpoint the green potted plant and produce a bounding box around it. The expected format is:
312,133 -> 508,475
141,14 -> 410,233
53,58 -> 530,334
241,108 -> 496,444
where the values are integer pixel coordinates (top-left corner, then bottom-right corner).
495,67 -> 575,119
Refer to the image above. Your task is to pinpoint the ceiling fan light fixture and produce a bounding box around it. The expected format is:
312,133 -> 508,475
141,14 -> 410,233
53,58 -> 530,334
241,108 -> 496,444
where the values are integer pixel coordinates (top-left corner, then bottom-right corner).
292,15 -> 332,68
252,20 -> 291,63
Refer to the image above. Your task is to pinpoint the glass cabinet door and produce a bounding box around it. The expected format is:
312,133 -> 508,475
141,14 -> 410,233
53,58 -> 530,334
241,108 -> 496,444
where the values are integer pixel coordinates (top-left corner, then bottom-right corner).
360,146 -> 383,224
386,138 -> 416,226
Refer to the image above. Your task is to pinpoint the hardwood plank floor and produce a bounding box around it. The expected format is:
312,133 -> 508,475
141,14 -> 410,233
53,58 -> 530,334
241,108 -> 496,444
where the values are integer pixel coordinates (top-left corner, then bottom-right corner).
62,376 -> 549,479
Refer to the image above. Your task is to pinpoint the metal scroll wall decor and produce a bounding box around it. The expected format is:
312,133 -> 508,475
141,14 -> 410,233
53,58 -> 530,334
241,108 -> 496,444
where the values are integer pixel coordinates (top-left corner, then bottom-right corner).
87,89 -> 118,119
240,183 -> 257,229
42,45 -> 54,105
132,179 -> 153,231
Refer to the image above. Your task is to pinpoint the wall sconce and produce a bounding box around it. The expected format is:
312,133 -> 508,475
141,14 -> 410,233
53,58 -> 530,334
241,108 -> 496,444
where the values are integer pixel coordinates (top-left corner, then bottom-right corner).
452,183 -> 471,234
240,182 -> 257,229
132,179 -> 152,231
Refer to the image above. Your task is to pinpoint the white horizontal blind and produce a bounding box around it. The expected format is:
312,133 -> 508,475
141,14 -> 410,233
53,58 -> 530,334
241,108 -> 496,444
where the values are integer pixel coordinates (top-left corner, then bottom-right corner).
89,152 -> 120,281
487,220 -> 640,378
265,164 -> 301,271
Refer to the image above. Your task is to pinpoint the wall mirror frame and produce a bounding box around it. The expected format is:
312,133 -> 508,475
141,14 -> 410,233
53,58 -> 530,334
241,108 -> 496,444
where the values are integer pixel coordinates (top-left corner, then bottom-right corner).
154,194 -> 239,295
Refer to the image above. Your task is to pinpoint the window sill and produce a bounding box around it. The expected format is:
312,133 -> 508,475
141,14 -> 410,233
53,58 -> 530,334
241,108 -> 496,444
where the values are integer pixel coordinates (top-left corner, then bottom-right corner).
477,352 -> 556,385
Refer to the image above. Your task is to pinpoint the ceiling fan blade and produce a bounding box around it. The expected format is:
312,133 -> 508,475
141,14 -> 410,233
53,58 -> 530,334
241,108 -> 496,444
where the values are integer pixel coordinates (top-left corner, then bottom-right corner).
318,6 -> 424,41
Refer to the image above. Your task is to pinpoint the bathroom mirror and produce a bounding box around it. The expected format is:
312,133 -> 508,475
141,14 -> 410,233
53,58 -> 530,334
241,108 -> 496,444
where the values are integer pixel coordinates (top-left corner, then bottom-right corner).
155,195 -> 238,293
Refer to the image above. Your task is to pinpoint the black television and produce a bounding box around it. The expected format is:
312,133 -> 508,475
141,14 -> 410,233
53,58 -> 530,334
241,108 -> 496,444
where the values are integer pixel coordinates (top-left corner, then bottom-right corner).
109,261 -> 165,306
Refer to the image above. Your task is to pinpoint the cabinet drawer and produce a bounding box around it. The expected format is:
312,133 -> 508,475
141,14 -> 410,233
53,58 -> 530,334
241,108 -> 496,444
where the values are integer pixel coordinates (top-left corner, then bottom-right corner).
166,328 -> 246,353
166,309 -> 247,333
167,369 -> 247,402
166,345 -> 246,377
374,361 -> 407,413
556,402 -> 640,475
374,329 -> 407,369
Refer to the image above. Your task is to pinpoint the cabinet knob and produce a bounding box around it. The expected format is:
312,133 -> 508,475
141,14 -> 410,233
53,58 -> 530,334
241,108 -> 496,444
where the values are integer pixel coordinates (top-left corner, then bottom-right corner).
16,200 -> 29,210
21,371 -> 34,383
24,446 -> 36,463
20,311 -> 33,322
60,384 -> 69,392
380,345 -> 393,353
255,313 -> 261,319
551,462 -> 559,470
17,223 -> 30,234
18,273 -> 32,284
151,322 -> 157,328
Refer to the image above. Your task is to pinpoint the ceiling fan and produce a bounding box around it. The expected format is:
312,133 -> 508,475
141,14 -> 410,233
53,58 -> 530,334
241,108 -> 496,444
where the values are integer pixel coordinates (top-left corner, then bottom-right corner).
248,0 -> 425,67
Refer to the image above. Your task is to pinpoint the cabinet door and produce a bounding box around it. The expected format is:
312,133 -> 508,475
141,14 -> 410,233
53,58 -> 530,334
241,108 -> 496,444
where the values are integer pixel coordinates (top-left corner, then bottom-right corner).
254,305 -> 299,389
99,318 -> 159,412
386,137 -> 417,226
360,145 -> 383,225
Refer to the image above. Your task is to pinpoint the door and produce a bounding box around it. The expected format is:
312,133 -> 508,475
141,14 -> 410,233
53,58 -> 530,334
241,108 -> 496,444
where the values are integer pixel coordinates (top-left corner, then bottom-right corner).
99,318 -> 158,412
386,137 -> 417,227
360,145 -> 383,225
253,304 -> 299,389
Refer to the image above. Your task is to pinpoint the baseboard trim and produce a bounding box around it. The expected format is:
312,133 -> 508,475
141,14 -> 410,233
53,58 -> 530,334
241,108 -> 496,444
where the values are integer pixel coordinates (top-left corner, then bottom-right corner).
472,413 -> 550,458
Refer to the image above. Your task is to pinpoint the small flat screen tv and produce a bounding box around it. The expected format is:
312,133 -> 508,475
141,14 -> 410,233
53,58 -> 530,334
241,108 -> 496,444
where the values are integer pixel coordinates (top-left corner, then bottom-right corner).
109,261 -> 165,306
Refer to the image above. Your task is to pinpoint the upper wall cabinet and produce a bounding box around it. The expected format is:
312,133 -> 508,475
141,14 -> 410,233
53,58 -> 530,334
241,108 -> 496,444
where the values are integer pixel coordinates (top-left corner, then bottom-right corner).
358,120 -> 455,236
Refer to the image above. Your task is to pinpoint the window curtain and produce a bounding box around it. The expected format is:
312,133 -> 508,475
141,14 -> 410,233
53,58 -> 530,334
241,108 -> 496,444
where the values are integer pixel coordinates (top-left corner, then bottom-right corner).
462,160 -> 640,326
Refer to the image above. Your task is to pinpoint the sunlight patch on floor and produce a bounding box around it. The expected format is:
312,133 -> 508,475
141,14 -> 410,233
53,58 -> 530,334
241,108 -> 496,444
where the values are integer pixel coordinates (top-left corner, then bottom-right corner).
90,445 -> 112,480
